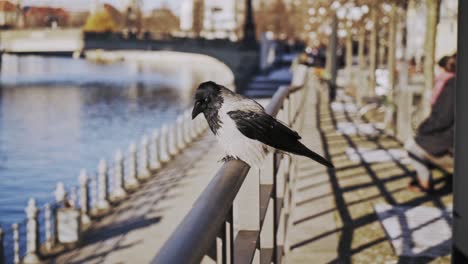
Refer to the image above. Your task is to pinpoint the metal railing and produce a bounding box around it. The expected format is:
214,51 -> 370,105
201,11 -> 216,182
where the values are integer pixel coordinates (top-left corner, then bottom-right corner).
153,67 -> 311,264
0,108 -> 210,264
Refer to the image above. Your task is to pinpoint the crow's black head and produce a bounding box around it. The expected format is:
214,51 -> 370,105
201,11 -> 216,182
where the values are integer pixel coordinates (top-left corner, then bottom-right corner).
192,81 -> 222,119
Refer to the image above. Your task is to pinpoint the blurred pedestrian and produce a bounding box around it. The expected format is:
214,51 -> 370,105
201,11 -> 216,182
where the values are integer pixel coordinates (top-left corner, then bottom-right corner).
405,54 -> 456,192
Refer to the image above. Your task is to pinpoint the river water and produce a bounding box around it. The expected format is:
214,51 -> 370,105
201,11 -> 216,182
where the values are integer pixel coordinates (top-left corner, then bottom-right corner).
0,55 -> 190,226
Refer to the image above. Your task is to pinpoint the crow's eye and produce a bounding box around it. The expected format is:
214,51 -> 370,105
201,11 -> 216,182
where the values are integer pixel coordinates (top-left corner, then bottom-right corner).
204,98 -> 209,103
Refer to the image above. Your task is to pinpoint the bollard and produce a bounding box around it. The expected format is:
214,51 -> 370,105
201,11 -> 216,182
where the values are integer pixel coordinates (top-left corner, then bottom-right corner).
194,117 -> 202,136
78,170 -> 91,226
69,186 -> 77,208
12,223 -> 19,264
90,175 -> 98,211
126,143 -> 140,189
111,150 -> 127,200
0,226 -> 4,264
190,118 -> 198,139
54,182 -> 66,205
159,125 -> 171,163
183,111 -> 192,144
97,159 -> 110,211
23,198 -> 40,264
139,136 -> 151,180
168,124 -> 178,156
151,130 -> 162,170
44,204 -> 53,251
176,116 -> 186,150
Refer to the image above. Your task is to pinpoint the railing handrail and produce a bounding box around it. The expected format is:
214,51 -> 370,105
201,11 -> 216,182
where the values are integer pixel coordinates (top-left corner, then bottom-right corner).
152,83 -> 302,264
152,160 -> 250,264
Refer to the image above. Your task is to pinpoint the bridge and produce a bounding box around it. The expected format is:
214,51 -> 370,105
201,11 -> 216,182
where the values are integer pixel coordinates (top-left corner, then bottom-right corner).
0,29 -> 261,90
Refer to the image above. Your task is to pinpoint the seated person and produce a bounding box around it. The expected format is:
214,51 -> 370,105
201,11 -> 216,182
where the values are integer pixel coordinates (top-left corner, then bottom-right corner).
405,55 -> 456,191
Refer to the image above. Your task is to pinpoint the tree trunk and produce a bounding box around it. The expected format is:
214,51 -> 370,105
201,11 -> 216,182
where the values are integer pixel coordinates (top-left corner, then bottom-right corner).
368,5 -> 378,97
356,27 -> 367,105
396,0 -> 412,141
422,0 -> 440,117
346,28 -> 353,82
358,27 -> 366,70
387,2 -> 397,101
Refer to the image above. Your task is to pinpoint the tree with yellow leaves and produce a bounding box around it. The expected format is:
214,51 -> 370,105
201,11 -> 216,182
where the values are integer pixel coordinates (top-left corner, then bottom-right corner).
83,9 -> 117,33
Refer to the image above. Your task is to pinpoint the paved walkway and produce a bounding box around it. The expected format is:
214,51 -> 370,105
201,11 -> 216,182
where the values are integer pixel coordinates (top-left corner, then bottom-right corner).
285,83 -> 452,263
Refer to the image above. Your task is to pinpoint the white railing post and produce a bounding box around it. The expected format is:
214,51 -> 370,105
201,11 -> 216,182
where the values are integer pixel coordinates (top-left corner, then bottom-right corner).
97,160 -> 110,211
69,186 -> 77,208
260,153 -> 275,253
139,136 -> 151,180
55,182 -> 66,205
151,130 -> 161,170
159,125 -> 171,163
90,176 -> 98,211
111,150 -> 127,200
197,117 -> 205,136
276,156 -> 286,254
44,203 -> 53,251
12,223 -> 19,264
126,143 -> 140,190
234,168 -> 261,264
190,118 -> 198,139
176,116 -> 186,150
78,169 -> 91,226
168,124 -> 178,156
23,198 -> 40,264
183,111 -> 192,144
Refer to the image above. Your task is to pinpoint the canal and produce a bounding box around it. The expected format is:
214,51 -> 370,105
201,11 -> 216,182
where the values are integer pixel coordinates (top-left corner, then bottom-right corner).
0,55 -> 190,226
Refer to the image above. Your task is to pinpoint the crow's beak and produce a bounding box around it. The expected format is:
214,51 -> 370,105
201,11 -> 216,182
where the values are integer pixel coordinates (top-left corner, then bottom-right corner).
192,102 -> 202,119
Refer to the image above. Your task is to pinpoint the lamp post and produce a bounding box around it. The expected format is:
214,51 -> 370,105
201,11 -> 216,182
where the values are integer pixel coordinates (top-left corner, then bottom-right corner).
242,0 -> 257,48
453,0 -> 468,262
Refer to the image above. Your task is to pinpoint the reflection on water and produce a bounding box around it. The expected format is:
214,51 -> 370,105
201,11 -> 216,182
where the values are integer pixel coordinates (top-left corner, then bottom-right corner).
0,56 -> 190,225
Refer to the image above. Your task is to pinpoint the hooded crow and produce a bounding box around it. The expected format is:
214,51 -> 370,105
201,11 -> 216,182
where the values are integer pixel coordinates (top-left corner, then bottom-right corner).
192,81 -> 334,168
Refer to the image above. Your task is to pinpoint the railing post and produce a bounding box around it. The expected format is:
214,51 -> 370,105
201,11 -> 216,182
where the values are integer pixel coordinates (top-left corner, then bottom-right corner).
90,176 -> 98,211
195,117 -> 202,136
97,159 -> 110,211
159,125 -> 171,163
69,186 -> 77,208
176,116 -> 186,150
234,167 -> 260,264
126,143 -> 140,190
139,136 -> 151,180
78,169 -> 91,226
275,155 -> 286,256
23,198 -> 40,264
54,182 -> 66,205
44,204 -> 53,251
0,226 -> 4,264
183,111 -> 192,144
151,130 -> 162,170
260,153 -> 275,256
190,118 -> 198,139
12,223 -> 19,264
112,150 -> 127,200
168,124 -> 178,156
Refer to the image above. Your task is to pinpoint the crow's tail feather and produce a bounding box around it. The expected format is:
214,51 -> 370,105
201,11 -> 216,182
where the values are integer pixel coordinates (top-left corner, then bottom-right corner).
289,142 -> 334,168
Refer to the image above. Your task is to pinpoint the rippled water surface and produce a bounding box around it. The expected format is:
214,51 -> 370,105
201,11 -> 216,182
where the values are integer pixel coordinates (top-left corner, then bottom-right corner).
0,55 -> 190,225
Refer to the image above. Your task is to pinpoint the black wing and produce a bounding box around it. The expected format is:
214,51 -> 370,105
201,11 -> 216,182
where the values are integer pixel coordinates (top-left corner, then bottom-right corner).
228,110 -> 333,168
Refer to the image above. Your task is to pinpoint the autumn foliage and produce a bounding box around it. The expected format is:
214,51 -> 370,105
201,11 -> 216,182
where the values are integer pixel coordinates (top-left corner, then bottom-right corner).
83,10 -> 117,32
